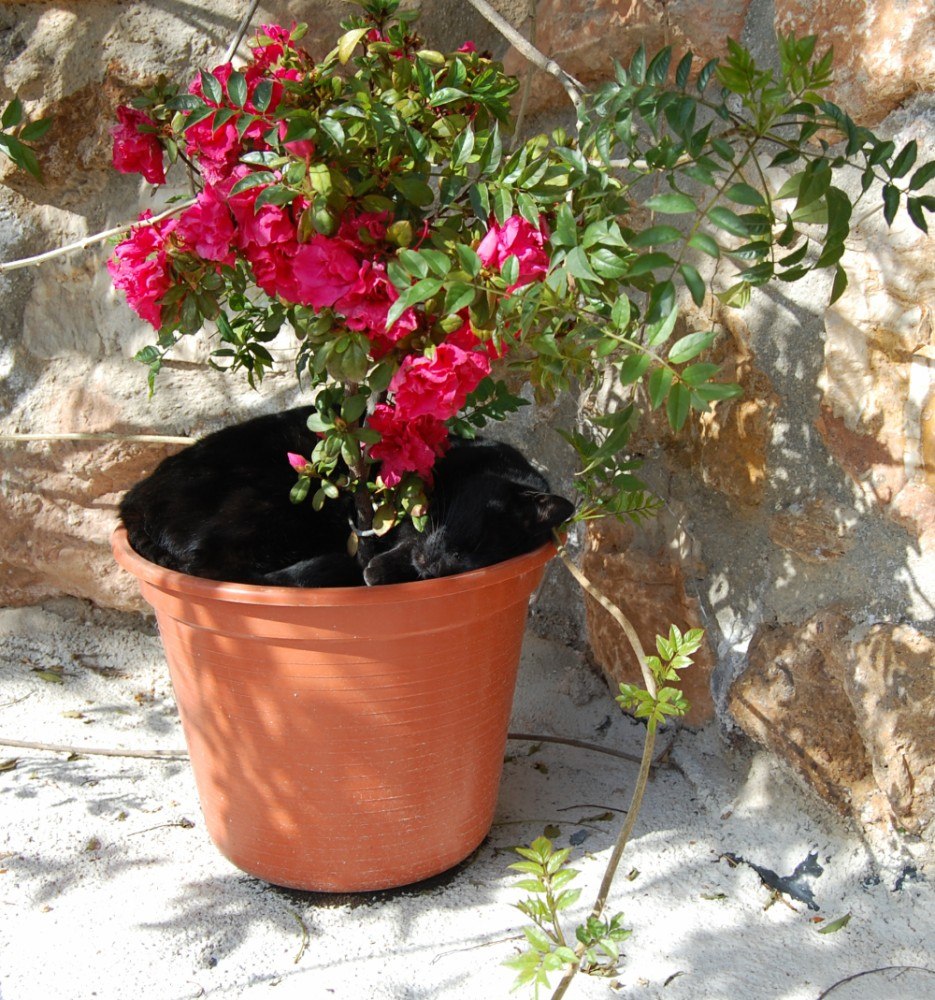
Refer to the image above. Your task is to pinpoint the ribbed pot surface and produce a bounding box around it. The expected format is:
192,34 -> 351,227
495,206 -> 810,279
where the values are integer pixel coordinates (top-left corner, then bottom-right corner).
112,526 -> 551,891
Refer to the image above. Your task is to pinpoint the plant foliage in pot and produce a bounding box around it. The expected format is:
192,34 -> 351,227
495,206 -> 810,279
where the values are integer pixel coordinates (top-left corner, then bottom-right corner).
107,0 -> 933,896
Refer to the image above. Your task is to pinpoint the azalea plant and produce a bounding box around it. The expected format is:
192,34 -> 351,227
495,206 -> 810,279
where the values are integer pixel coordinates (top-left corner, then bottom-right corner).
108,0 -> 932,541
105,1 -> 933,994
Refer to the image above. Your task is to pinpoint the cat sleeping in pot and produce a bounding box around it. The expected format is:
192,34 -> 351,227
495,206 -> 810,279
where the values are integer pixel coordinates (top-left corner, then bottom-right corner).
119,406 -> 575,588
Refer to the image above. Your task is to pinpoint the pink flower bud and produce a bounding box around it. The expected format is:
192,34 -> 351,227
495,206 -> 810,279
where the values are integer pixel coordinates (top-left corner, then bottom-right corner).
287,452 -> 309,472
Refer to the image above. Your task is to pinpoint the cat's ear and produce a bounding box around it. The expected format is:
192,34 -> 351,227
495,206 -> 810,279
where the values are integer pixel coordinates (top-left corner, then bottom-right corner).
528,492 -> 575,529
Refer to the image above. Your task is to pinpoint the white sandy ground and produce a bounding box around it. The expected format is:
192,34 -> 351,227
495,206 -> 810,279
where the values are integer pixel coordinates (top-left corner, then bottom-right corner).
0,600 -> 933,1000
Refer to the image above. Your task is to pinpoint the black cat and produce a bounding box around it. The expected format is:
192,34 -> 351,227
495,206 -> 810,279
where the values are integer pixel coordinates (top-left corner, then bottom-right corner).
119,406 -> 574,587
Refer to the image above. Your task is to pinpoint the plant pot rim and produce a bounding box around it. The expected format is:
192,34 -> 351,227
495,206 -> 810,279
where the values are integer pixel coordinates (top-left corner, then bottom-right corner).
111,525 -> 555,607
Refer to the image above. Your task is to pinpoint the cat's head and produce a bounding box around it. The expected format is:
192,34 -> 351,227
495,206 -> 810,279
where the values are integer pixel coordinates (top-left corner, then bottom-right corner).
409,476 -> 574,580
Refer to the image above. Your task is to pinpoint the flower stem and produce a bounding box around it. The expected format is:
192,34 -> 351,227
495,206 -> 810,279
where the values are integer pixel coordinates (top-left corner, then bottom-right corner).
548,720 -> 657,1000
549,530 -> 661,999
463,0 -> 584,109
551,531 -> 655,696
0,200 -> 194,274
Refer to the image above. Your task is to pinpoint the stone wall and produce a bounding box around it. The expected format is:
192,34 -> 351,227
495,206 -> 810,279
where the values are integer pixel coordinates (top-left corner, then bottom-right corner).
1,1 -> 933,854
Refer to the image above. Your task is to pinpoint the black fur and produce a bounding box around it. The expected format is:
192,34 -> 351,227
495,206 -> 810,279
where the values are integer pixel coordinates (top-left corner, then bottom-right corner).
119,407 -> 574,587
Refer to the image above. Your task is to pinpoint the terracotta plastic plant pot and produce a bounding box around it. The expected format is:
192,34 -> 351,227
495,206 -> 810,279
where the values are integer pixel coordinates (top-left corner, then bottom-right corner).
111,526 -> 553,892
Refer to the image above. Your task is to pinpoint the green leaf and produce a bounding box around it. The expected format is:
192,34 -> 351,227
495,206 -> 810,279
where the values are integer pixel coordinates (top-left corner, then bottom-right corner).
252,79 -> 274,113
452,126 -> 475,168
611,295 -> 631,330
616,353 -> 651,385
630,45 -> 646,84
692,381 -> 742,402
201,71 -> 223,105
680,362 -> 720,386
522,924 -> 552,954
565,246 -> 601,283
882,183 -> 900,225
399,249 -> 429,279
289,476 -> 311,504
829,263 -> 849,304
553,203 -> 577,248
647,46 -> 672,85
501,254 -> 520,287
666,382 -> 691,431
337,27 -> 368,64
774,171 -> 804,201
19,118 -> 52,143
708,206 -> 750,237
629,252 -> 675,277
679,263 -> 705,306
796,163 -> 831,209
646,304 -> 679,347
675,51 -> 693,89
725,182 -> 766,207
648,366 -> 673,409
392,175 -> 435,207
182,104 -> 216,132
429,87 -> 469,107
0,133 -> 42,180
477,124 -> 502,175
629,225 -> 683,248
909,161 -> 935,191
906,196 -> 929,233
645,192 -> 696,214
889,140 -> 917,179
341,394 -> 368,423
227,71 -> 248,108
229,171 -> 275,196
319,117 -> 345,148
668,330 -> 714,364
255,184 -> 297,209
817,913 -> 851,934
590,247 -> 630,280
492,187 -> 514,225
306,162 -> 333,196
512,878 -> 546,893
444,282 -> 476,314
697,58 -> 719,93
455,244 -> 481,277
1,97 -> 23,129
688,232 -> 720,258
554,887 -> 583,910
385,276 -> 444,327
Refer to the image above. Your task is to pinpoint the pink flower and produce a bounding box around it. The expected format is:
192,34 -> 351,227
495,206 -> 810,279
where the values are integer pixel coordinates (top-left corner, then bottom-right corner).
246,241 -> 302,303
477,214 -> 550,291
368,303 -> 420,360
287,452 -> 310,472
445,311 -> 510,359
278,120 -> 316,160
335,259 -> 395,331
184,118 -> 244,185
107,211 -> 177,329
368,405 -> 450,487
251,24 -> 295,69
458,41 -> 478,53
230,192 -> 295,250
258,23 -> 294,46
176,183 -> 236,264
112,106 -> 165,185
292,235 -> 361,309
336,211 -> 389,248
389,343 -> 490,421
